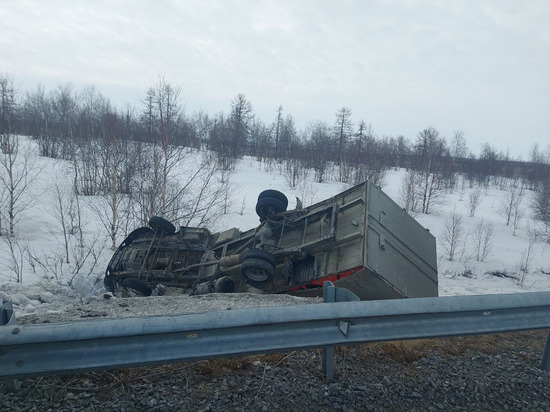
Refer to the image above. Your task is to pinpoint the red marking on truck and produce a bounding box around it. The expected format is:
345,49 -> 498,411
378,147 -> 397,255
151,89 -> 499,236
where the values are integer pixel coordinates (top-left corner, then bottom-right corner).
286,266 -> 363,291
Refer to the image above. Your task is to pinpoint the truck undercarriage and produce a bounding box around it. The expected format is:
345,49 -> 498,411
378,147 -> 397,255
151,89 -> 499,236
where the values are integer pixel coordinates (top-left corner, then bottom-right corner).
104,182 -> 438,300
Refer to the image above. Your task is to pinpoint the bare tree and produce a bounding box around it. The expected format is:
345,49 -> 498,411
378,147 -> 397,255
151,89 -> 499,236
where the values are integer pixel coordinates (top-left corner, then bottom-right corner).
27,232 -> 105,287
88,191 -> 129,250
334,107 -> 353,167
511,195 -> 524,236
0,75 -> 17,152
155,78 -> 184,215
414,169 -> 446,214
467,188 -> 482,217
273,105 -> 283,158
441,211 -> 464,261
168,153 -> 232,228
91,111 -> 136,248
248,119 -> 273,161
49,182 -> 74,263
74,86 -> 113,196
229,93 -> 253,158
284,158 -> 307,188
24,85 -> 59,158
129,147 -> 231,229
134,77 -> 188,220
51,84 -> 79,191
450,130 -> 468,159
219,168 -> 234,215
297,180 -> 318,208
352,163 -> 386,187
0,75 -> 17,234
278,114 -> 297,160
130,142 -> 163,223
1,234 -> 26,282
498,186 -> 521,226
399,170 -> 419,214
458,175 -> 467,201
471,219 -> 494,262
0,134 -> 42,236
526,143 -> 546,191
305,121 -> 332,183
531,174 -> 550,233
477,143 -> 499,186
412,127 -> 449,214
517,241 -> 535,287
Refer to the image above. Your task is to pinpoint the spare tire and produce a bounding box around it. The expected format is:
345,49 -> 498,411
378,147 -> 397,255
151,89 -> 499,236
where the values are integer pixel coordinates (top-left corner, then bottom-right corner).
148,216 -> 176,235
258,190 -> 288,209
255,197 -> 287,220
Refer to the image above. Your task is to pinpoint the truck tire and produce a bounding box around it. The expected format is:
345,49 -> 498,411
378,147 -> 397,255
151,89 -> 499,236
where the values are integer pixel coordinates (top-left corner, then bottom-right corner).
258,190 -> 288,209
214,276 -> 235,293
241,258 -> 275,287
255,197 -> 287,220
148,216 -> 176,235
242,249 -> 276,267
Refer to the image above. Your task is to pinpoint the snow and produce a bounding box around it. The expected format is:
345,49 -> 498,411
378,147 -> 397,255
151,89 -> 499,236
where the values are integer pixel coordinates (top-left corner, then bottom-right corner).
1,137 -> 550,316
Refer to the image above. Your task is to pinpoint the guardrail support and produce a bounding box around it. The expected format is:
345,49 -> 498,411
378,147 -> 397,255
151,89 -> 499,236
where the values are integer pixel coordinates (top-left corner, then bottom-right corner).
542,331 -> 550,372
1,300 -> 21,391
322,282 -> 359,382
1,300 -> 17,326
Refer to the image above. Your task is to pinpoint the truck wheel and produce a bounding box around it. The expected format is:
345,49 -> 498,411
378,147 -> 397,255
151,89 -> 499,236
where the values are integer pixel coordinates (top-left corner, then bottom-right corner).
122,279 -> 152,296
148,216 -> 176,235
214,276 -> 235,293
258,190 -> 288,209
241,258 -> 275,287
255,197 -> 287,220
242,249 -> 276,267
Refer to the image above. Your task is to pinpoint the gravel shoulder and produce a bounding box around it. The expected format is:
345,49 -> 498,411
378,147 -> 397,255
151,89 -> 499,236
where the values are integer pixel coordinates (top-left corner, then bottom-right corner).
12,291 -> 323,324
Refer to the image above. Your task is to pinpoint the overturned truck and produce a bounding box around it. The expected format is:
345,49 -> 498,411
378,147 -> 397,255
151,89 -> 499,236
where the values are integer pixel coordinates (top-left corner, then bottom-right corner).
104,181 -> 438,300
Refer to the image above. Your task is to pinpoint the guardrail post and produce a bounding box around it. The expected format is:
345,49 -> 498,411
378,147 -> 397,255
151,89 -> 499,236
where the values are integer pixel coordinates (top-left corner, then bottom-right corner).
322,282 -> 359,383
542,330 -> 550,372
1,300 -> 17,326
1,300 -> 21,391
322,346 -> 335,384
4,379 -> 22,391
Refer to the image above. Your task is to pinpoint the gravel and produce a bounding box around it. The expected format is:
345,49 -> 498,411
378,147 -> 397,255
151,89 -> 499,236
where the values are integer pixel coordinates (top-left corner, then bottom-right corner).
1,290 -> 549,411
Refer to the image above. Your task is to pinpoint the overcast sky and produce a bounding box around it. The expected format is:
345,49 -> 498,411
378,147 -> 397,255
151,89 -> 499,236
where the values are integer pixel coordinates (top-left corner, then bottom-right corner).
1,0 -> 549,159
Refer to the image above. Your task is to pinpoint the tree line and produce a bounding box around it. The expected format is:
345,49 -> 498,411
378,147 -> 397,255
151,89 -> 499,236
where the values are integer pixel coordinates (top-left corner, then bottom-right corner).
1,74 -> 549,238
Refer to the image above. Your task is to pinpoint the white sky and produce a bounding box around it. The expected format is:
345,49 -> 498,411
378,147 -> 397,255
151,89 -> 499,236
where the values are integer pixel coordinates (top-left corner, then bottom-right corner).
1,0 -> 549,158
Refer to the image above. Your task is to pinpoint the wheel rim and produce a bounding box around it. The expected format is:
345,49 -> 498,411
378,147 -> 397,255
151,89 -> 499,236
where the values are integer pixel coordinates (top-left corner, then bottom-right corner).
245,267 -> 269,282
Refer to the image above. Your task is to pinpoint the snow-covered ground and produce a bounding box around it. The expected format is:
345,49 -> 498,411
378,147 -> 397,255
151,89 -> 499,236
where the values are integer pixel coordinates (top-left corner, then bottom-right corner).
1,138 -> 549,317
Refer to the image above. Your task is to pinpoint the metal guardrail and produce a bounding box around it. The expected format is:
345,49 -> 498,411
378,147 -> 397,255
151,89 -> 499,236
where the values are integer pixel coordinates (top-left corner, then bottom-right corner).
1,285 -> 550,385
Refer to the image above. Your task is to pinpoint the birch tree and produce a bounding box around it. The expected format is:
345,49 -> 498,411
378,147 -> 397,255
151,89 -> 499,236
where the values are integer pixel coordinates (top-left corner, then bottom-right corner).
412,127 -> 449,214
0,77 -> 42,236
